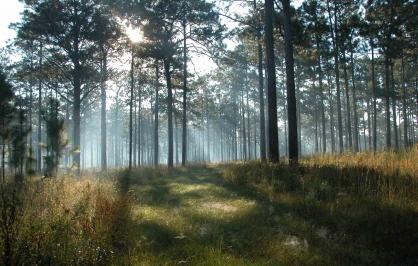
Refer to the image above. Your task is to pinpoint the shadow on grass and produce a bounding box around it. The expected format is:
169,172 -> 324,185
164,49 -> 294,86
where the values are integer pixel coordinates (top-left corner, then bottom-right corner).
127,165 -> 418,265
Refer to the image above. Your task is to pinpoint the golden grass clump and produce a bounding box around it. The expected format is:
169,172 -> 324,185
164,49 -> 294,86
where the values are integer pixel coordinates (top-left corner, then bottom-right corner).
223,149 -> 418,204
0,174 -> 134,266
303,148 -> 418,178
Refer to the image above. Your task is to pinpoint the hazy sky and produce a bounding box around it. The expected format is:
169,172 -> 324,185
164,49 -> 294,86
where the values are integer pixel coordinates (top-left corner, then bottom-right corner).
0,0 -> 24,47
1,0 -> 304,48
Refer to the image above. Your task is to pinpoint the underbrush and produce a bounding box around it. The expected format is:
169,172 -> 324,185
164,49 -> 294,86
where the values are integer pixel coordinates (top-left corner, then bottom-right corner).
0,173 -> 135,265
224,149 -> 418,202
222,149 -> 418,264
116,163 -> 209,186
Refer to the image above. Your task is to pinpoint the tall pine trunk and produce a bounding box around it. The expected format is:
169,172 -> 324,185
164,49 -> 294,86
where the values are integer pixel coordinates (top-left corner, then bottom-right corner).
350,49 -> 359,152
316,35 -> 326,153
342,51 -> 353,150
264,0 -> 279,162
283,0 -> 298,165
128,48 -> 134,170
100,47 -> 107,171
401,53 -> 408,148
371,42 -> 377,151
391,64 -> 399,149
164,59 -> 174,168
154,61 -> 159,166
181,20 -> 188,166
73,66 -> 81,175
254,0 -> 266,161
37,43 -> 43,173
327,0 -> 344,153
384,55 -> 391,149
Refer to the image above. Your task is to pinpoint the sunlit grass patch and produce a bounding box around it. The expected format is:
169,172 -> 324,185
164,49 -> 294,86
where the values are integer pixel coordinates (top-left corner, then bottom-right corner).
220,150 -> 418,265
0,173 -> 136,265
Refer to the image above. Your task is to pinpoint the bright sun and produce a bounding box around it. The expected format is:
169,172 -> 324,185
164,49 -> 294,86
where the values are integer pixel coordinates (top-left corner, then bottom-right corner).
125,25 -> 143,43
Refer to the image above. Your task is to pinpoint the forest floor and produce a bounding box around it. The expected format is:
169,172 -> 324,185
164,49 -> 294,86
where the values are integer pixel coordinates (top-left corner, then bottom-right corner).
129,166 -> 281,265
126,163 -> 417,265
2,151 -> 417,265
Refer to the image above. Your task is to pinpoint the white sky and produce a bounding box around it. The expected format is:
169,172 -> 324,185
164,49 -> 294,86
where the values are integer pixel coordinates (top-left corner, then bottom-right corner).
0,0 -> 24,47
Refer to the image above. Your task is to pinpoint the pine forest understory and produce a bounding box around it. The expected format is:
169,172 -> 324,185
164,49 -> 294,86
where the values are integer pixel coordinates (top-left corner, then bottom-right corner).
0,0 -> 417,265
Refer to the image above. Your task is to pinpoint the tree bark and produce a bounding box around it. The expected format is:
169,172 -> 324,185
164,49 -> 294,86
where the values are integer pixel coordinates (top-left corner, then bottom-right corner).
182,20 -> 188,166
264,0 -> 279,162
73,65 -> 81,176
37,43 -> 43,173
350,49 -> 359,152
164,59 -> 174,168
128,47 -> 134,170
100,46 -> 107,171
154,61 -> 159,166
283,0 -> 298,165
401,53 -> 408,148
391,63 -> 399,149
254,0 -> 266,161
371,42 -> 377,151
327,0 -> 344,153
137,87 -> 142,166
342,51 -> 353,150
384,55 -> 391,149
316,35 -> 326,153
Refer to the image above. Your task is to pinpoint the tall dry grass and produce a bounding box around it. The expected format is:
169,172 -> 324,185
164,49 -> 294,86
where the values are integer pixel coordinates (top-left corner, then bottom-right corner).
0,173 -> 134,265
223,149 -> 418,204
303,148 -> 418,178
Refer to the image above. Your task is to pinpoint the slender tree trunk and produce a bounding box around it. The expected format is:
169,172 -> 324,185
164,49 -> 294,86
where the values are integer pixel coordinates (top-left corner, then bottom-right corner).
73,71 -> 81,175
391,63 -> 399,150
265,0 -> 279,162
138,85 -> 142,167
164,59 -> 174,168
254,0 -> 266,161
100,47 -> 107,171
2,138 -> 5,182
154,61 -> 159,166
326,67 -> 336,153
182,20 -> 188,166
366,98 -> 372,150
29,46 -> 34,155
128,47 -> 134,170
342,51 -> 353,150
133,97 -> 137,166
316,36 -> 327,154
350,49 -> 359,152
384,55 -> 391,149
37,43 -> 43,173
327,0 -> 344,153
241,89 -> 247,160
246,88 -> 251,160
371,42 -> 377,151
283,0 -> 298,165
401,53 -> 408,148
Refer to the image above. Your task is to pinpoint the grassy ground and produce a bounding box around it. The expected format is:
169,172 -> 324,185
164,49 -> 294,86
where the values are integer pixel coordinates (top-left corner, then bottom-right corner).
127,160 -> 417,265
1,150 -> 417,265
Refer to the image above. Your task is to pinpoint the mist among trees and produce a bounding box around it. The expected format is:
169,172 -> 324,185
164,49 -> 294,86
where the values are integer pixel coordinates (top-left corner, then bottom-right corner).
0,0 -> 417,265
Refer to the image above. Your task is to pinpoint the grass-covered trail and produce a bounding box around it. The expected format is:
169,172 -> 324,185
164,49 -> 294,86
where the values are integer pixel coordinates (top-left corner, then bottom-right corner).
126,165 -> 417,265
130,166 -> 280,265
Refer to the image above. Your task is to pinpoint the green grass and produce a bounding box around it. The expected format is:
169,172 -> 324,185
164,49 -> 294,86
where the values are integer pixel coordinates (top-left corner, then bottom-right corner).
1,151 -> 417,265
